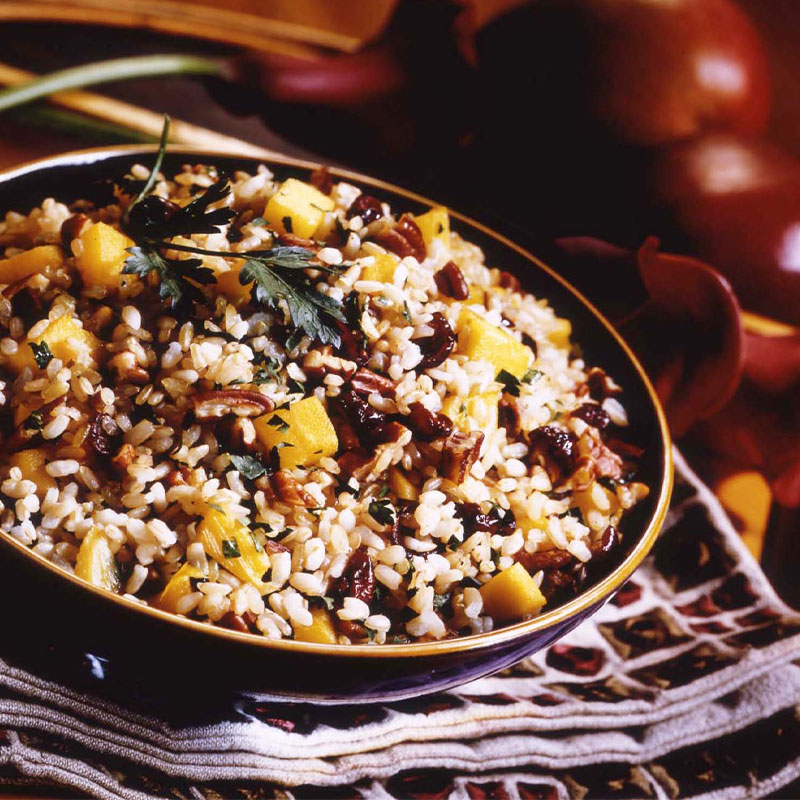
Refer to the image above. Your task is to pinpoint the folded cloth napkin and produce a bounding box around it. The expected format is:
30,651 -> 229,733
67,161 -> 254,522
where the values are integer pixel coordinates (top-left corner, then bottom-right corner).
0,449 -> 799,800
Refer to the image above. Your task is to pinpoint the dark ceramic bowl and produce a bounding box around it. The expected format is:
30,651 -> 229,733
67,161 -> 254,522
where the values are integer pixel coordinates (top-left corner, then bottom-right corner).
0,147 -> 672,705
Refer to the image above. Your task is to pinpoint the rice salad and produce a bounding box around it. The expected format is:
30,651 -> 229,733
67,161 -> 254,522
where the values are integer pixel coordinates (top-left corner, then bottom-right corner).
0,149 -> 649,646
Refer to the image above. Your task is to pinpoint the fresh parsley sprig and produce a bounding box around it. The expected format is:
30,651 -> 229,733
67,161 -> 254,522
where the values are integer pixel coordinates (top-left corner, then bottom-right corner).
120,115 -> 344,345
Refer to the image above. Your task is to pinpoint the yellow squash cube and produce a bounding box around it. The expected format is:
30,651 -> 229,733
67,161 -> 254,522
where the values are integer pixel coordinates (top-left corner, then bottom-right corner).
415,206 -> 449,250
361,252 -> 399,283
4,313 -> 103,374
76,222 -> 136,289
294,606 -> 338,644
547,317 -> 572,348
254,396 -> 338,469
75,527 -> 120,593
0,245 -> 64,285
197,508 -> 272,591
441,391 -> 500,434
479,562 -> 546,622
457,310 -> 533,380
9,449 -> 57,494
264,178 -> 335,240
157,563 -> 206,613
389,466 -> 419,501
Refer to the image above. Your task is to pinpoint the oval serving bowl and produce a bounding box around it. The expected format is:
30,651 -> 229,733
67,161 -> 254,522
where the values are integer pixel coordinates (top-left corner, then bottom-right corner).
0,146 -> 673,704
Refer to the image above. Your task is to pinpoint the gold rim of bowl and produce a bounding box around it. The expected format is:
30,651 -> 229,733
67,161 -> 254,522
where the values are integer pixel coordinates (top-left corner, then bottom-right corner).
0,145 -> 674,659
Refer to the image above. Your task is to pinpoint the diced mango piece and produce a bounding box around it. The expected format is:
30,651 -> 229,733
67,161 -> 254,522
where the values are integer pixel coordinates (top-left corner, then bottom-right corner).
4,313 -> 103,374
457,310 -> 533,380
361,252 -> 399,283
466,284 -> 485,304
157,563 -> 206,613
479,562 -> 546,622
76,222 -> 135,289
414,206 -> 449,250
547,317 -> 572,348
9,449 -> 56,494
0,245 -> 64,285
75,527 -> 120,593
254,396 -> 338,469
216,266 -> 253,306
441,391 -> 500,434
389,466 -> 419,501
294,606 -> 338,644
197,508 -> 272,591
264,177 -> 335,239
13,398 -> 43,428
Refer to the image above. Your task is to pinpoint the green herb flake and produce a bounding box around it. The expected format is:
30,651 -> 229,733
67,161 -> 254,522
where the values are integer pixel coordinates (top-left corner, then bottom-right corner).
496,368 -> 521,397
281,216 -> 293,233
321,596 -> 335,611
207,502 -> 224,512
250,216 -> 267,227
221,539 -> 241,558
229,453 -> 269,480
267,414 -> 290,433
523,368 -> 543,384
402,301 -> 412,323
30,341 -> 54,369
25,410 -> 44,431
368,497 -> 396,527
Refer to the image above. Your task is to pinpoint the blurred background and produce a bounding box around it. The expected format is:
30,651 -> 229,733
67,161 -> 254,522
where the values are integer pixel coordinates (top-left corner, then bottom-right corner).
0,0 -> 798,603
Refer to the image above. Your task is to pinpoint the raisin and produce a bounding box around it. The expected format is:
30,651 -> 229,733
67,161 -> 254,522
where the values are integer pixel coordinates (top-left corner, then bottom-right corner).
346,193 -> 384,225
406,402 -> 454,441
87,413 -> 121,456
60,213 -> 89,248
515,548 -> 573,572
376,214 -> 426,260
434,261 -> 469,300
418,312 -> 455,369
455,502 -> 516,537
333,546 -> 375,604
590,525 -> 619,561
528,425 -> 578,484
333,320 -> 368,366
571,403 -> 611,430
310,165 -> 333,195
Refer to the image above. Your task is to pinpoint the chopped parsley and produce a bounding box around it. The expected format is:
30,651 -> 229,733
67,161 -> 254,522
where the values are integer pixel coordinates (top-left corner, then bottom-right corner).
221,539 -> 241,558
496,368 -> 521,397
523,368 -> 543,384
30,341 -> 54,369
24,410 -> 44,431
368,497 -> 396,527
229,453 -> 269,480
281,215 -> 293,233
266,414 -> 290,433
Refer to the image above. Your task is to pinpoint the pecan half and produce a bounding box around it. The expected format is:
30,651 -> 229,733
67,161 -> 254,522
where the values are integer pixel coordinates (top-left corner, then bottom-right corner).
441,430 -> 484,484
303,347 -> 357,382
111,443 -> 136,474
350,367 -> 396,398
270,471 -> 316,507
376,214 -> 426,260
406,402 -> 454,441
434,261 -> 469,300
192,389 -> 275,420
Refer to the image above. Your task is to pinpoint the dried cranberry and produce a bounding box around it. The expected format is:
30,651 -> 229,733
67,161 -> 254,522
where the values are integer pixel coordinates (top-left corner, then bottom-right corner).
540,561 -> 587,602
434,261 -> 469,300
333,320 -> 368,366
498,270 -> 521,292
455,502 -> 516,537
87,413 -> 121,456
336,387 -> 388,432
346,193 -> 384,225
515,548 -> 573,572
528,425 -> 579,484
124,195 -> 180,239
333,546 -> 375,605
418,312 -> 455,369
571,403 -> 611,430
406,402 -> 454,441
590,525 -> 620,561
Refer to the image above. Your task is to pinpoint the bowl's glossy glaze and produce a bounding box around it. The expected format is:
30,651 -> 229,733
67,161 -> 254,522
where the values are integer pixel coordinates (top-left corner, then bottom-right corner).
0,147 -> 672,704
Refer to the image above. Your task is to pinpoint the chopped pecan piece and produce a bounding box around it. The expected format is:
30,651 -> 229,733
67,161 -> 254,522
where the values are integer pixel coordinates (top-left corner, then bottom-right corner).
192,389 -> 275,420
376,214 -> 426,260
220,611 -> 251,634
406,402 -> 453,441
275,232 -> 321,251
498,398 -> 521,437
585,430 -> 623,480
111,443 -> 136,473
434,261 -> 469,300
264,539 -> 290,555
303,347 -> 357,382
108,352 -> 148,384
515,548 -> 573,573
441,430 -> 484,484
350,367 -> 396,398
270,471 -> 316,507
309,165 -> 333,195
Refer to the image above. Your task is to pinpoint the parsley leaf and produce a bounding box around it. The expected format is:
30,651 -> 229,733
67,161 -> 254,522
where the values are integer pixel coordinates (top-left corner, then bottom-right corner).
123,246 -> 214,308
221,539 -> 241,558
238,248 -> 345,346
368,497 -> 396,527
496,368 -> 521,397
30,341 -> 53,369
229,453 -> 269,480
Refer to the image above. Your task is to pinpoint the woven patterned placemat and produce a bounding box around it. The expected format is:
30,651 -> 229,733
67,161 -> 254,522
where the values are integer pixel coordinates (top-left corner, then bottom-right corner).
0,449 -> 798,800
